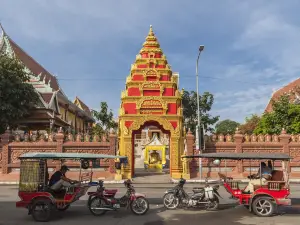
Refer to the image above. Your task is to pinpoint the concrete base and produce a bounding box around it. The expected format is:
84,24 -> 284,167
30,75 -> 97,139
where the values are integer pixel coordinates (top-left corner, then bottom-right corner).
182,173 -> 191,179
171,172 -> 183,179
114,173 -> 123,181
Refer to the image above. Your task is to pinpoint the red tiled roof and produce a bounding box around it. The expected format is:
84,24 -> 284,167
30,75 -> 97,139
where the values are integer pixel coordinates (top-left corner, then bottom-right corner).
265,78 -> 300,112
7,37 -> 60,91
75,96 -> 91,115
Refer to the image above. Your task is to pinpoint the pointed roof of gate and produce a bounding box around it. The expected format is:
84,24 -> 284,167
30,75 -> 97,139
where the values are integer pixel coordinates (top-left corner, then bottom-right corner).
145,133 -> 165,146
139,25 -> 163,54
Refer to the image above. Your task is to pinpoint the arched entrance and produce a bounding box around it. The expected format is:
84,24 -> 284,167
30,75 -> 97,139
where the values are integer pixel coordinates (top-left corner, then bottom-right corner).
117,26 -> 185,179
132,120 -> 170,175
118,116 -> 184,179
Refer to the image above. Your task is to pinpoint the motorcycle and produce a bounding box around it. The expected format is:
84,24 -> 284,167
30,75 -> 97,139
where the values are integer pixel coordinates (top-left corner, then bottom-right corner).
87,179 -> 149,216
163,178 -> 222,211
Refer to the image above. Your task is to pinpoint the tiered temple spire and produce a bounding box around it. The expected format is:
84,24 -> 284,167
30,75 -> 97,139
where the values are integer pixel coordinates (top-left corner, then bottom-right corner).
139,25 -> 163,54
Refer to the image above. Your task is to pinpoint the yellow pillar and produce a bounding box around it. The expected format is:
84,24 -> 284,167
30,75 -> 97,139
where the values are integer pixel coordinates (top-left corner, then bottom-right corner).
181,152 -> 191,179
170,136 -> 183,179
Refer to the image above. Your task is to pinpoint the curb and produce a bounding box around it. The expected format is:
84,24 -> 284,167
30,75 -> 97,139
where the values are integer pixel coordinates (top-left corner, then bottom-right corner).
1,179 -> 300,185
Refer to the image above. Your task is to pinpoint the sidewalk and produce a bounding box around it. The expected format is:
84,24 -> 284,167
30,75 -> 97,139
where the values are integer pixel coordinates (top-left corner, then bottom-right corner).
1,172 -> 300,185
1,176 -> 300,184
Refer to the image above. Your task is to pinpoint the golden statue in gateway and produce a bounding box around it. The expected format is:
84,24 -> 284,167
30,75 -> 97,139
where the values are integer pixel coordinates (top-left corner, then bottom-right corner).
144,134 -> 166,172
149,150 -> 161,164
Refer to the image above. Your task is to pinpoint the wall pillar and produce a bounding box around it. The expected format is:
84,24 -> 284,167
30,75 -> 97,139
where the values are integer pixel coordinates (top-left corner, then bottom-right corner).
279,128 -> 291,172
109,129 -> 117,173
55,128 -> 65,170
1,128 -> 13,174
186,129 -> 197,177
234,128 -> 244,174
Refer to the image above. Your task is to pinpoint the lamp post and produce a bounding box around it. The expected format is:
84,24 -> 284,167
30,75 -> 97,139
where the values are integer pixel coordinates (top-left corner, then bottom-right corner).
196,45 -> 204,180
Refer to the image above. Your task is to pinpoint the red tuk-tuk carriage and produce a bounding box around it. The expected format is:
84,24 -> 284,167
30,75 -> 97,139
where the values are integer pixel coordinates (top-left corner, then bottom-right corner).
183,152 -> 292,217
16,152 -> 127,222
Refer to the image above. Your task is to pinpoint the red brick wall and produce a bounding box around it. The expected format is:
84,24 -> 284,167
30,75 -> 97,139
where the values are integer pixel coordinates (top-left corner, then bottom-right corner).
0,129 -> 117,175
186,129 -> 300,179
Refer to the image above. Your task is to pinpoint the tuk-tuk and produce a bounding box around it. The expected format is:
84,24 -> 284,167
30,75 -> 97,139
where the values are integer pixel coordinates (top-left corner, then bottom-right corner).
16,152 -> 127,222
183,152 -> 292,217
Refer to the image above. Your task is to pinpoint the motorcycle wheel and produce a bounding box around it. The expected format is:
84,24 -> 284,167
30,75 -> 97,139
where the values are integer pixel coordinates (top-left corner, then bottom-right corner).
205,197 -> 219,211
130,197 -> 149,215
163,193 -> 179,210
88,197 -> 107,216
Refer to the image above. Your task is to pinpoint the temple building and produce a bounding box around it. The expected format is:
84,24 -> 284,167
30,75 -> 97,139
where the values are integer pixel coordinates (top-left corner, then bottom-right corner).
265,78 -> 300,112
0,24 -> 94,132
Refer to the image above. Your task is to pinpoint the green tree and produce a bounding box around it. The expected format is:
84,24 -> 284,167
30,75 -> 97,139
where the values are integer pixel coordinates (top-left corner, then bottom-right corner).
254,94 -> 300,134
215,119 -> 240,135
0,54 -> 39,133
182,90 -> 219,135
91,102 -> 118,136
238,114 -> 261,134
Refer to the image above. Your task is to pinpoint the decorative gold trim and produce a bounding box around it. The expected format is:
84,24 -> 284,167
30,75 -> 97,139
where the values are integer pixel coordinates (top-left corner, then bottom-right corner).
136,97 -> 168,114
126,81 -> 177,88
121,96 -> 179,102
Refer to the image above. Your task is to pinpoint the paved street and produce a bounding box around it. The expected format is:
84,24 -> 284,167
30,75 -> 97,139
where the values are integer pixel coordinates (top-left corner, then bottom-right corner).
0,184 -> 299,225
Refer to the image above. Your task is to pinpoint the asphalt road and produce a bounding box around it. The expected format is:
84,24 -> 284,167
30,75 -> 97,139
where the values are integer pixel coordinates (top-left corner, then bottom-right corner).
0,184 -> 299,225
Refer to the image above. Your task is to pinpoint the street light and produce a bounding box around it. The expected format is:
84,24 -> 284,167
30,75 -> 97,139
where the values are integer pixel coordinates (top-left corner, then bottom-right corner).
196,45 -> 204,181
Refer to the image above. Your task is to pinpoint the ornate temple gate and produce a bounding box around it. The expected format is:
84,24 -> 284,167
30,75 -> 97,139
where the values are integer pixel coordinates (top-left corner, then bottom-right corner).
117,26 -> 185,179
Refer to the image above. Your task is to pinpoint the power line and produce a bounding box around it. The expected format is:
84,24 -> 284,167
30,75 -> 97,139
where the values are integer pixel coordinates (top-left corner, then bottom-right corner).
57,75 -> 272,86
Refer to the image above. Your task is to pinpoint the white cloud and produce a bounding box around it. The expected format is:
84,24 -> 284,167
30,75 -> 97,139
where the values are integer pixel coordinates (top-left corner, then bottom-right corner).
210,5 -> 300,123
234,11 -> 300,76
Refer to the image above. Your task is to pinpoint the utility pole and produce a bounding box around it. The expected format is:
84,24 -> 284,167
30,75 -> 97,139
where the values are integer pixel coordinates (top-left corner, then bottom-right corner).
196,45 -> 204,180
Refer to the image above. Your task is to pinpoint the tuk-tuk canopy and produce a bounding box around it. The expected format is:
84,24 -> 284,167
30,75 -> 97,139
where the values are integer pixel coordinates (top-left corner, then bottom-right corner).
19,152 -> 128,160
182,152 -> 292,161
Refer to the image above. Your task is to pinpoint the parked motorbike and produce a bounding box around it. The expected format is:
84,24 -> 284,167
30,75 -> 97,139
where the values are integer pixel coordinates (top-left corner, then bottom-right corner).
87,179 -> 149,216
163,178 -> 221,210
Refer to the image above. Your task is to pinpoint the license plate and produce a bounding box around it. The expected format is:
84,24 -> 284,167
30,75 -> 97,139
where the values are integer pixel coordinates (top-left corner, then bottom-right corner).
113,204 -> 120,209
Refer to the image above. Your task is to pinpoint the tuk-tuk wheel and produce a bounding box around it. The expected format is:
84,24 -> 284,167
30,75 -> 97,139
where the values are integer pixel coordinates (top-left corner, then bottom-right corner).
252,197 -> 275,217
31,198 -> 53,222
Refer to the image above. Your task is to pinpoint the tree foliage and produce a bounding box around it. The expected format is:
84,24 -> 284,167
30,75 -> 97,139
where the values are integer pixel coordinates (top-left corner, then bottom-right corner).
215,119 -> 240,135
91,102 -> 118,136
182,90 -> 219,134
254,94 -> 300,134
0,54 -> 39,133
238,114 -> 261,134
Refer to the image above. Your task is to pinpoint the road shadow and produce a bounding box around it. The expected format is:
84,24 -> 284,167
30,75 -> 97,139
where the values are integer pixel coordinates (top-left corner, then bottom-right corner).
144,206 -> 249,225
277,198 -> 300,215
50,204 -> 167,222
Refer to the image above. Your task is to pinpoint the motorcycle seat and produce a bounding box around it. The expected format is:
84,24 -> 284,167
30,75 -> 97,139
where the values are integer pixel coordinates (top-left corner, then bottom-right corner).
105,189 -> 118,194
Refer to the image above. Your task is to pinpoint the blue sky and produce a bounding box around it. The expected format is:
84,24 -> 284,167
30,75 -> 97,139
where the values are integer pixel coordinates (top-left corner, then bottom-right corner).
1,0 -> 300,123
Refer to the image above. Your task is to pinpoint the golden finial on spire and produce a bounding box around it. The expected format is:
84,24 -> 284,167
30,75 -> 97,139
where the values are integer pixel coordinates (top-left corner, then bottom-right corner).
148,24 -> 154,37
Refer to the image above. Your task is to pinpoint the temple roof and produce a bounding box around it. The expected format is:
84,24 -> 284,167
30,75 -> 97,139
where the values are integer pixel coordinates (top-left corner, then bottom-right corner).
145,133 -> 165,146
0,23 -> 94,122
0,24 -> 60,92
74,96 -> 92,116
265,78 -> 300,112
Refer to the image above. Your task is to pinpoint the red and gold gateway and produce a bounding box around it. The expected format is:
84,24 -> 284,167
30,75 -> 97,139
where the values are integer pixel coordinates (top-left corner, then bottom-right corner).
118,26 -> 185,179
